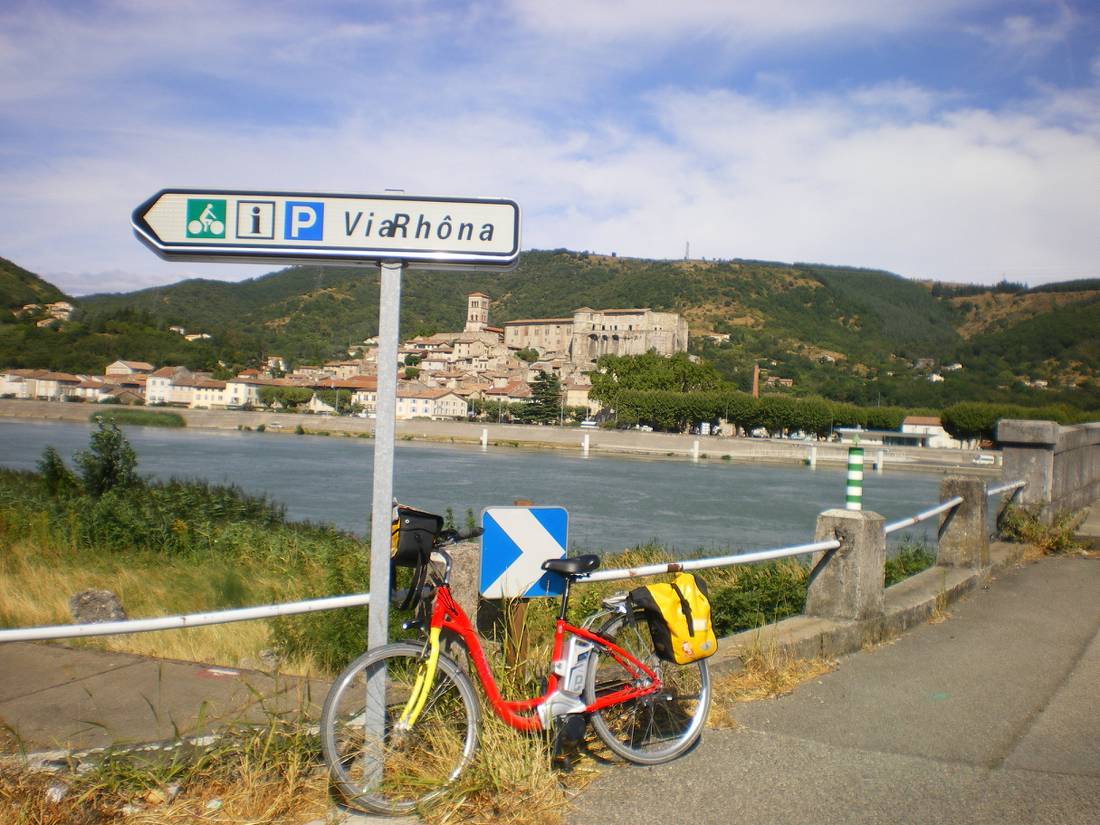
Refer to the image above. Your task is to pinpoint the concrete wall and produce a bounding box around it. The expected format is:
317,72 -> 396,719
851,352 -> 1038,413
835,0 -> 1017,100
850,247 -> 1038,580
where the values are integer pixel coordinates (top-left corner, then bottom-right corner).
999,419 -> 1100,520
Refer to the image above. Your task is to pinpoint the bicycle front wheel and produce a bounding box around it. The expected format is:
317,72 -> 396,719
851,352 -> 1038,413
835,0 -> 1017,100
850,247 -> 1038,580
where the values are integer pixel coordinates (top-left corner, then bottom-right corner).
320,642 -> 480,815
586,607 -> 711,764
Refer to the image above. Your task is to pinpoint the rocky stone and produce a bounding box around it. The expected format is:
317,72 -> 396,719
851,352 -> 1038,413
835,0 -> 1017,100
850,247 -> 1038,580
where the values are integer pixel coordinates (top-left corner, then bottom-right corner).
68,589 -> 127,624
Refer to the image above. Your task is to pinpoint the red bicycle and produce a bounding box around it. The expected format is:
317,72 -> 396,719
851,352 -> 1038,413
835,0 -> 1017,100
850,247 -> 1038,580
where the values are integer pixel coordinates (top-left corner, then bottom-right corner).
320,524 -> 712,815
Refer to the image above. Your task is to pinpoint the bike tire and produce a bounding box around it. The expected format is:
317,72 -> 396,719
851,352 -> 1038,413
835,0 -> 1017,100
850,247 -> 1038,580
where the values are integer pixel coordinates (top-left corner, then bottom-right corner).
585,606 -> 711,764
320,641 -> 480,815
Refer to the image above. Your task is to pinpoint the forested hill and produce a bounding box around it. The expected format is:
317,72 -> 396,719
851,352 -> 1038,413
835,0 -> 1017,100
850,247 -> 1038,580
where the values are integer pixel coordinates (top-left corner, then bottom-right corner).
0,257 -> 69,308
4,250 -> 1099,411
77,251 -> 962,362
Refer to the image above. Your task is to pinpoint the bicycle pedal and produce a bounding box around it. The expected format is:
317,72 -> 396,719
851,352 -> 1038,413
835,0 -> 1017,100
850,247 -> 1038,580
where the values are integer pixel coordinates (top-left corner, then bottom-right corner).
401,618 -> 425,631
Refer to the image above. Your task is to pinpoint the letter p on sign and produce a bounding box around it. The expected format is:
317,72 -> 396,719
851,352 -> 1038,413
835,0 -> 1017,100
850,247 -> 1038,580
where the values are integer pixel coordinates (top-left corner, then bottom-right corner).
284,201 -> 324,240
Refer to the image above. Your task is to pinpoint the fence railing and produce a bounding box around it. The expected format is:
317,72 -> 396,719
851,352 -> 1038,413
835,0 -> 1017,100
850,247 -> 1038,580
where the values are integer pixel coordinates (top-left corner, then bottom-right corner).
0,478 -> 1027,644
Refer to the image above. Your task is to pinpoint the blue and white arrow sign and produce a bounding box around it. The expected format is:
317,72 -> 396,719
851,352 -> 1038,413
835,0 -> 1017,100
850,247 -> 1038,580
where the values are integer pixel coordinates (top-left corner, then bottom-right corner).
480,507 -> 568,599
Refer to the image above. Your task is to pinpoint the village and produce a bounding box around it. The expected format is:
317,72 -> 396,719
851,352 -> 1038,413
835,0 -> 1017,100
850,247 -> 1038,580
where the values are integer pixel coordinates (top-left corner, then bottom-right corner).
1,294 -> 690,423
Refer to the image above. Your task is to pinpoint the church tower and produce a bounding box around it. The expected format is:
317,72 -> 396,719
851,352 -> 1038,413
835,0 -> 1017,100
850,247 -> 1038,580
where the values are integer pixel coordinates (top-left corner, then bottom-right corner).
465,292 -> 490,332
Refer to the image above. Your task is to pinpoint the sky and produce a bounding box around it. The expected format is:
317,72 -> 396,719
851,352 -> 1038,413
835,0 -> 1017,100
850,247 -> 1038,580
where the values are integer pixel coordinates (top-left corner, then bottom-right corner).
1,0 -> 1098,296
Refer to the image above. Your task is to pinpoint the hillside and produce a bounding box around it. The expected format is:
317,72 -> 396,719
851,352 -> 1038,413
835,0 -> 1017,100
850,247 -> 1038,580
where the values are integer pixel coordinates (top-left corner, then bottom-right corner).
4,251 -> 1098,411
0,257 -> 68,309
79,251 -> 964,363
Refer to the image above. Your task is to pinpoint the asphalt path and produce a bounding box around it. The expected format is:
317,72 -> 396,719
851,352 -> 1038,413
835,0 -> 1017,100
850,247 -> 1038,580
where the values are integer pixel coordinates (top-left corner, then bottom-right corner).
568,555 -> 1100,825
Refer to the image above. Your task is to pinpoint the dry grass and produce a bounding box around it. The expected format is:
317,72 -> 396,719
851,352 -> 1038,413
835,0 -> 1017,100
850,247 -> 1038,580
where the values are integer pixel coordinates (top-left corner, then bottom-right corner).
708,635 -> 835,729
0,535 -> 322,675
0,716 -> 332,825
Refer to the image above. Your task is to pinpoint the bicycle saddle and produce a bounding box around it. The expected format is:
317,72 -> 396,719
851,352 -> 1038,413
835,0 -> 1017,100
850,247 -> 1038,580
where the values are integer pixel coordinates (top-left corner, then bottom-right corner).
541,554 -> 600,576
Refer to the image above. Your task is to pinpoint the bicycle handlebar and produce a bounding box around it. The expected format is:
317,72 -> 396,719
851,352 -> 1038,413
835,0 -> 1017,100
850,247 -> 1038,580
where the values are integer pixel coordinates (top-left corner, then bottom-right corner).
437,526 -> 484,545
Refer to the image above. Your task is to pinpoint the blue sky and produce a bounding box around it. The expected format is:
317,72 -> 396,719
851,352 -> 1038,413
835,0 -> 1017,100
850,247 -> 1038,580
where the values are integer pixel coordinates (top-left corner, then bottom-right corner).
1,0 -> 1098,295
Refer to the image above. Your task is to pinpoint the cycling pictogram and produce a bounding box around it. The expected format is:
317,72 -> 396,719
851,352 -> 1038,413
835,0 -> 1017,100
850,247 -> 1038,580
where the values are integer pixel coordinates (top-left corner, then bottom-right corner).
186,199 -> 226,238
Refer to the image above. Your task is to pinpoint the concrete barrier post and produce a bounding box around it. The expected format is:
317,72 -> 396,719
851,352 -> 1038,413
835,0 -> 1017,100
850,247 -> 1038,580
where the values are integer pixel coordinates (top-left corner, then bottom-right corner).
806,509 -> 886,621
937,477 -> 989,568
998,419 -> 1058,520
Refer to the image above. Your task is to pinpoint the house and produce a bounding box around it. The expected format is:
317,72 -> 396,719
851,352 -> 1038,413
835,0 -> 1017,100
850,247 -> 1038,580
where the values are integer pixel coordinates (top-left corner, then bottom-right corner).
264,355 -> 287,375
23,371 -> 82,400
481,380 -> 532,405
323,360 -> 363,379
105,360 -> 155,377
73,378 -> 113,402
901,416 -> 961,449
395,384 -> 468,420
180,377 -> 229,409
145,366 -> 191,405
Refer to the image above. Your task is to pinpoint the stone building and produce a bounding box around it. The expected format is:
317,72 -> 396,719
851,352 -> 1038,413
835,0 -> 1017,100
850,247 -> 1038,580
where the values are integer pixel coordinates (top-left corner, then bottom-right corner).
503,307 -> 688,365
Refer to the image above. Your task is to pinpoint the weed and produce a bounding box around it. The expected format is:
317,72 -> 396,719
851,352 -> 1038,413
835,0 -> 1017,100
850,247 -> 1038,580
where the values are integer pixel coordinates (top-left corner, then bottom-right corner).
998,504 -> 1084,556
0,714 -> 330,825
885,538 -> 935,586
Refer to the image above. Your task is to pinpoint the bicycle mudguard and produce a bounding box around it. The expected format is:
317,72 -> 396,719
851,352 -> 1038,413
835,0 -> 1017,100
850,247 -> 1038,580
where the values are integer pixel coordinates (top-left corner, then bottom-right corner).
396,626 -> 442,731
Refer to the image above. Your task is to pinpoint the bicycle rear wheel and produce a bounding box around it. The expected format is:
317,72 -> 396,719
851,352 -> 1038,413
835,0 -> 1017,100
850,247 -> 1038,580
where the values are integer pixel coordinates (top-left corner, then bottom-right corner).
586,607 -> 711,764
320,642 -> 480,815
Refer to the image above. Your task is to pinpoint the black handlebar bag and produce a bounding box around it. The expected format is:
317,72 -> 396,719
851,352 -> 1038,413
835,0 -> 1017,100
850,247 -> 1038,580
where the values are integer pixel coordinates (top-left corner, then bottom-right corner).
390,503 -> 444,610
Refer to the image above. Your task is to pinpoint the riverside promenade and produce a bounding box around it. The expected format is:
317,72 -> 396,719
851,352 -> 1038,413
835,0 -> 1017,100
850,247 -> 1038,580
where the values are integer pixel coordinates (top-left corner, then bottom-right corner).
0,398 -> 996,472
2,552 -> 1098,824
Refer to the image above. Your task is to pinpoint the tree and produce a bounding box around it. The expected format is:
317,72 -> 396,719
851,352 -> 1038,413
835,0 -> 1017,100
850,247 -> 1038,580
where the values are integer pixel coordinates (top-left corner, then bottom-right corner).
74,418 -> 138,496
38,445 -> 78,497
528,371 -> 562,424
590,352 -> 721,405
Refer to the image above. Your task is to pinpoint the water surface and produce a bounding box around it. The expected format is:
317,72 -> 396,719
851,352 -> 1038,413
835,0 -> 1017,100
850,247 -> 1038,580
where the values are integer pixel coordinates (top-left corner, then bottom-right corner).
0,420 -> 945,554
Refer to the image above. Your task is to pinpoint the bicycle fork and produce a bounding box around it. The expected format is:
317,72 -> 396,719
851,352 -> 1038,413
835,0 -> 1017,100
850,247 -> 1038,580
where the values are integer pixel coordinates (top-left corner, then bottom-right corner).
395,627 -> 442,732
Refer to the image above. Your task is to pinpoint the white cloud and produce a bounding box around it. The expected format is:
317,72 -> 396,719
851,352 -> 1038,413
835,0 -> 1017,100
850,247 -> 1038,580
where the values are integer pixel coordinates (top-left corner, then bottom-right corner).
506,0 -> 981,43
3,1 -> 1099,293
970,2 -> 1076,54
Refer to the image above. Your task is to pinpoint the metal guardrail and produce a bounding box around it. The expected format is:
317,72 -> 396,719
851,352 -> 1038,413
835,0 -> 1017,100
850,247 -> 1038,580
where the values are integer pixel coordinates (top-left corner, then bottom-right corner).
0,592 -> 371,643
987,480 -> 1026,497
0,480 -> 1028,644
884,496 -> 964,536
577,539 -> 842,584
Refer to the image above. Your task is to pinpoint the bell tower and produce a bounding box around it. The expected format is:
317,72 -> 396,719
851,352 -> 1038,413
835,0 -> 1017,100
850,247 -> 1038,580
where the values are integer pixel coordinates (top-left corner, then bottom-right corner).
465,292 -> 490,332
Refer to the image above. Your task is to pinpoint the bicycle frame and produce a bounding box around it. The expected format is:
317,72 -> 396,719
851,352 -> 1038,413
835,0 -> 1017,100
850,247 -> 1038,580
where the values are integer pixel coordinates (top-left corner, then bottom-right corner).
406,583 -> 662,733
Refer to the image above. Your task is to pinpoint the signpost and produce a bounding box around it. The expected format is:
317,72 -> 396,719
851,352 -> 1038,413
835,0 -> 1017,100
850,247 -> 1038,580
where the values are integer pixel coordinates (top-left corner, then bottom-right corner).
133,189 -> 520,268
133,187 -> 520,760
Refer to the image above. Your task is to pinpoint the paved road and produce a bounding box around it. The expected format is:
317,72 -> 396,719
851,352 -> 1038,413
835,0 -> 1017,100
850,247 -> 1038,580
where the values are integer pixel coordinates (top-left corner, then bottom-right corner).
568,555 -> 1100,825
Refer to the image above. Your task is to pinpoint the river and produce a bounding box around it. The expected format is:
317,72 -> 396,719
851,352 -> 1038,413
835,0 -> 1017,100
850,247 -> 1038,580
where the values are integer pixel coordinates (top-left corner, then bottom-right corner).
0,420 -> 946,555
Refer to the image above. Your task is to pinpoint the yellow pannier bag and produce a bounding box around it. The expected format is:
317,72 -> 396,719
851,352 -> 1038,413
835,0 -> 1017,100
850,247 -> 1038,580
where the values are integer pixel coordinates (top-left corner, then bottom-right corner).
628,572 -> 717,664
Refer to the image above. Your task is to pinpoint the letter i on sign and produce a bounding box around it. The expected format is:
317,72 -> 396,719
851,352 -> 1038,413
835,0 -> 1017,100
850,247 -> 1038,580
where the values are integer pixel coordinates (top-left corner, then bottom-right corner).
236,201 -> 275,239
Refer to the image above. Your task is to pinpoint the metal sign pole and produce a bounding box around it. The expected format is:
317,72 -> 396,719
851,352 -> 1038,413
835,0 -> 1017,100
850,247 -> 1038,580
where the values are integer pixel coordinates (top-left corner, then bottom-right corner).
365,260 -> 403,739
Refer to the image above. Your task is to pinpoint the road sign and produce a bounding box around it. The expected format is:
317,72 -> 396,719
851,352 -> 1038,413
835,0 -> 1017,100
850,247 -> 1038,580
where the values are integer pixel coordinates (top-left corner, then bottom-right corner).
132,189 -> 521,268
480,507 -> 568,599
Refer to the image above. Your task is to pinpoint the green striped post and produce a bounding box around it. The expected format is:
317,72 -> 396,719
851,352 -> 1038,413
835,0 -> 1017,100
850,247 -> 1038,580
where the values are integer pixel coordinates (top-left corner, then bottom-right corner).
846,445 -> 864,510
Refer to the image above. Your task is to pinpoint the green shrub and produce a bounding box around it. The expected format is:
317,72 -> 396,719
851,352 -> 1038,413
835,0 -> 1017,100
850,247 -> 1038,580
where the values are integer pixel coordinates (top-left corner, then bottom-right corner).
708,562 -> 808,635
885,540 -> 935,586
74,418 -> 138,496
998,504 -> 1083,555
37,445 -> 78,497
89,408 -> 185,427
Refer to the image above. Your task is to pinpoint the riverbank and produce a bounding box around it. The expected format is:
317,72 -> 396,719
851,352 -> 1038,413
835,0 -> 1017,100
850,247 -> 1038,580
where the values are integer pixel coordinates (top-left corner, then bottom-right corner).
0,398 -> 999,476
